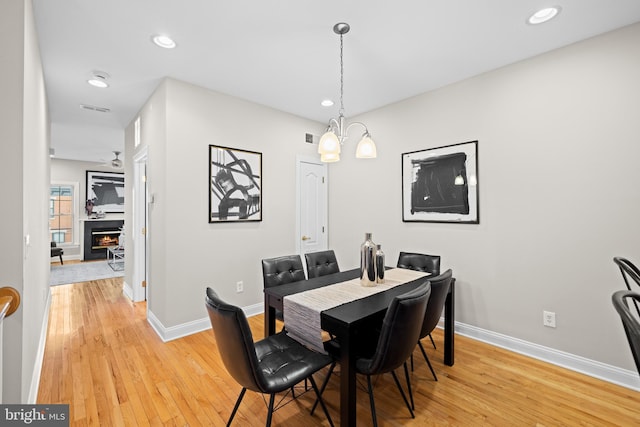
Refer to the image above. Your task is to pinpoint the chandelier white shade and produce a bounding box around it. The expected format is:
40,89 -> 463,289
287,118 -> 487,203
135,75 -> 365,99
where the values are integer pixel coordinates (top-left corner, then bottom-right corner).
319,23 -> 376,163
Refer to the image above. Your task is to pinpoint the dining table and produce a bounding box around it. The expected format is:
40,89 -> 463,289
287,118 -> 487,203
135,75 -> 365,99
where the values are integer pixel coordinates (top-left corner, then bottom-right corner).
263,267 -> 455,427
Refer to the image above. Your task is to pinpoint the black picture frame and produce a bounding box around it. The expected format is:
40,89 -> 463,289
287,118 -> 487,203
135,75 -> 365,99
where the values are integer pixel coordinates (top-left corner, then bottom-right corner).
209,145 -> 262,223
402,140 -> 479,223
86,170 -> 125,214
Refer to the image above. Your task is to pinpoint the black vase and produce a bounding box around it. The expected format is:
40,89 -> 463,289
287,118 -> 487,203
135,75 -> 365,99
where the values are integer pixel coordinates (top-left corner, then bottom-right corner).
375,244 -> 385,284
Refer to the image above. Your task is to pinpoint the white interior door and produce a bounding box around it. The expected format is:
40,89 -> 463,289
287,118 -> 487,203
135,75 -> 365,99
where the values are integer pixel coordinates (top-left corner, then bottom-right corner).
132,147 -> 148,302
296,156 -> 328,260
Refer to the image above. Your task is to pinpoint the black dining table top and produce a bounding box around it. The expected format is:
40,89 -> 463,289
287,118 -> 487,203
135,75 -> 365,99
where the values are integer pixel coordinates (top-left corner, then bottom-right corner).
265,267 -> 432,328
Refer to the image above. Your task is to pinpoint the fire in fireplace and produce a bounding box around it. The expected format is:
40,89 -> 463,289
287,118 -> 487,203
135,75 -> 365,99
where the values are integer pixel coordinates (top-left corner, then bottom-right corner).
91,230 -> 120,249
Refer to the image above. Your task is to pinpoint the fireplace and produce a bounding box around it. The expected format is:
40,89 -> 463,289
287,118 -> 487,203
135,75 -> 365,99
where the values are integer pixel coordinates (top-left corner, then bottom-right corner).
84,220 -> 124,260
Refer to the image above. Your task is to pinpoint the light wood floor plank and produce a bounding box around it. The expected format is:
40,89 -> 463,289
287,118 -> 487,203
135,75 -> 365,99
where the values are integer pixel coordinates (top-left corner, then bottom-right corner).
38,278 -> 640,426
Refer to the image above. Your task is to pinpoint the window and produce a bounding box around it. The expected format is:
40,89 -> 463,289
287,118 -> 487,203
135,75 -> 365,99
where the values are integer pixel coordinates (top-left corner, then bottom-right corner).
50,184 -> 75,244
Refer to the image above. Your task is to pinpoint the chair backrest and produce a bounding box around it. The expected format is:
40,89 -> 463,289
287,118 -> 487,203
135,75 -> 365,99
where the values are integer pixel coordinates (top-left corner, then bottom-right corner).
419,269 -> 453,340
611,290 -> 640,376
397,251 -> 441,276
205,288 -> 265,392
261,255 -> 306,288
613,257 -> 640,317
613,257 -> 640,291
358,281 -> 431,375
305,250 -> 340,278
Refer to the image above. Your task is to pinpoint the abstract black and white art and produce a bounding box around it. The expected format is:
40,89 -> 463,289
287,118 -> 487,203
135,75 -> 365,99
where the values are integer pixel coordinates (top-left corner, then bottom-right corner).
86,170 -> 125,214
209,145 -> 262,223
402,140 -> 479,223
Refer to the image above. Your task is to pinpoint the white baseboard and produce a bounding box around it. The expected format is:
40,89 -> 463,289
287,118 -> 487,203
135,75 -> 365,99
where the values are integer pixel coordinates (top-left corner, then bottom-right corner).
122,280 -> 133,301
451,321 -> 640,392
147,301 -> 264,342
28,287 -> 52,403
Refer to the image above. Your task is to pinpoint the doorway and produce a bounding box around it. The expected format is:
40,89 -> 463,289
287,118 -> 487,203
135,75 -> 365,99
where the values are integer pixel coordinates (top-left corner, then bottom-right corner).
296,156 -> 328,262
130,147 -> 148,302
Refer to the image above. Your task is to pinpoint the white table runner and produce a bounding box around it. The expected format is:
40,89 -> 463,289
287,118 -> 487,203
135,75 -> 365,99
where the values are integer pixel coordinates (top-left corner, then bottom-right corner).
283,268 -> 429,353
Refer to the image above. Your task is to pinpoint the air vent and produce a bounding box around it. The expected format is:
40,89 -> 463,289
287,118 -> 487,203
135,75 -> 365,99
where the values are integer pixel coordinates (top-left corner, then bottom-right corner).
80,104 -> 111,113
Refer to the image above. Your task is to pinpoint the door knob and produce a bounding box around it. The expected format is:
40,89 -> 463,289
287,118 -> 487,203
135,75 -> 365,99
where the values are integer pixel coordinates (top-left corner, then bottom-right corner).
301,235 -> 311,241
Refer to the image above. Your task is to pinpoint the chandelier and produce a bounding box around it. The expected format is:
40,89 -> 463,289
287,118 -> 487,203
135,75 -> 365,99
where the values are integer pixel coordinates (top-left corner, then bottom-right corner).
318,23 -> 377,163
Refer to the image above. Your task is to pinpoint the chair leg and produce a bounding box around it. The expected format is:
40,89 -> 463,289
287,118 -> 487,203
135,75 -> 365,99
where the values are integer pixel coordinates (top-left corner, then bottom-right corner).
403,361 -> 414,410
310,361 -> 336,415
418,341 -> 438,381
265,393 -> 276,427
227,387 -> 246,426
428,333 -> 436,349
308,374 -> 334,427
390,370 -> 415,419
366,375 -> 378,427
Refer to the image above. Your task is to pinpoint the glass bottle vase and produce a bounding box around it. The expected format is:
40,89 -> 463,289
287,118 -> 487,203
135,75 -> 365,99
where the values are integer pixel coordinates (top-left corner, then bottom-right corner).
360,233 -> 377,287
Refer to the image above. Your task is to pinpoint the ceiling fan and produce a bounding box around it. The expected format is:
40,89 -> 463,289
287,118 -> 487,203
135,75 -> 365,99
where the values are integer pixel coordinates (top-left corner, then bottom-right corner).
98,151 -> 123,169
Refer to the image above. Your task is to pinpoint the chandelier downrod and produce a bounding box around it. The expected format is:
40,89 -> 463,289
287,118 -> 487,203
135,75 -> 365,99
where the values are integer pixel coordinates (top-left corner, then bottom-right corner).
318,23 -> 377,163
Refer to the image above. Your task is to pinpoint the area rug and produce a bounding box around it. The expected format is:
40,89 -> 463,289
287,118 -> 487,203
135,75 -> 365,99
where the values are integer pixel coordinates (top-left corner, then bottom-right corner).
50,261 -> 124,286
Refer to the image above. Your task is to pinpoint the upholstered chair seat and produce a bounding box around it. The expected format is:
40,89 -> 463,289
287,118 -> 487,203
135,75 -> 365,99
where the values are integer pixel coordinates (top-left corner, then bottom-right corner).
312,282 -> 431,427
205,288 -> 334,427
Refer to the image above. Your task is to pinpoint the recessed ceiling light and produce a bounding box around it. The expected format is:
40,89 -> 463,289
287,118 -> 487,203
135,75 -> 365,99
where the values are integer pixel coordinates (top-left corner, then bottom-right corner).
528,6 -> 561,25
87,78 -> 108,88
152,35 -> 176,49
87,71 -> 110,88
321,99 -> 334,107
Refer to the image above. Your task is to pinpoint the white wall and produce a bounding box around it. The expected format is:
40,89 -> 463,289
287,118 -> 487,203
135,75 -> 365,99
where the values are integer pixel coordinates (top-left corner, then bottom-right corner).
328,23 -> 640,371
0,0 -> 51,402
132,78 -> 322,331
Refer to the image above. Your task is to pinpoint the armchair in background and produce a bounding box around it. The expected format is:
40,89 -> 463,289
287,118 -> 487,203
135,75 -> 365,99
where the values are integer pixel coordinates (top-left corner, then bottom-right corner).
51,241 -> 63,264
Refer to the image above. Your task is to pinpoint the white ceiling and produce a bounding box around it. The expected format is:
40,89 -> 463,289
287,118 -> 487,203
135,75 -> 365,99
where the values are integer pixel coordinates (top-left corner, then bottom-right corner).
33,0 -> 640,163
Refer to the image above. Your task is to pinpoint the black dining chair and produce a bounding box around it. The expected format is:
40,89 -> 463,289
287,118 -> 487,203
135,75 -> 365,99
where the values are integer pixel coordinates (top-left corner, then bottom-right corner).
411,269 -> 454,382
613,257 -> 640,317
397,251 -> 441,349
312,282 -> 431,427
261,255 -> 306,324
205,288 -> 334,427
611,290 -> 640,376
305,250 -> 340,278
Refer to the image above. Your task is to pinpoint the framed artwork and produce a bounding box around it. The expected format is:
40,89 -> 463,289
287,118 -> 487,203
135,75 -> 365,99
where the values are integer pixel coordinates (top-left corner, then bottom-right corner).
209,145 -> 262,223
402,140 -> 479,223
86,170 -> 125,214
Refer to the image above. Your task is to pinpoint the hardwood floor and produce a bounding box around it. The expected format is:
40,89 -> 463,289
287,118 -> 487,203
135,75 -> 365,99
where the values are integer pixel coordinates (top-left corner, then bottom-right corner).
38,278 -> 640,426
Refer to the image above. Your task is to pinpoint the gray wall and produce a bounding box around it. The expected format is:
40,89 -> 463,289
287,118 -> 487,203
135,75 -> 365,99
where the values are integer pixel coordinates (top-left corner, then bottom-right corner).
130,23 -> 640,379
328,22 -> 640,371
131,78 -> 322,328
0,0 -> 51,402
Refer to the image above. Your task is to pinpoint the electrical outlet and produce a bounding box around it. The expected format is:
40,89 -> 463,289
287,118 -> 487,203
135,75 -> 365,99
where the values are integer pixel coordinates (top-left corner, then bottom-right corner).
543,311 -> 556,328
236,281 -> 244,293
